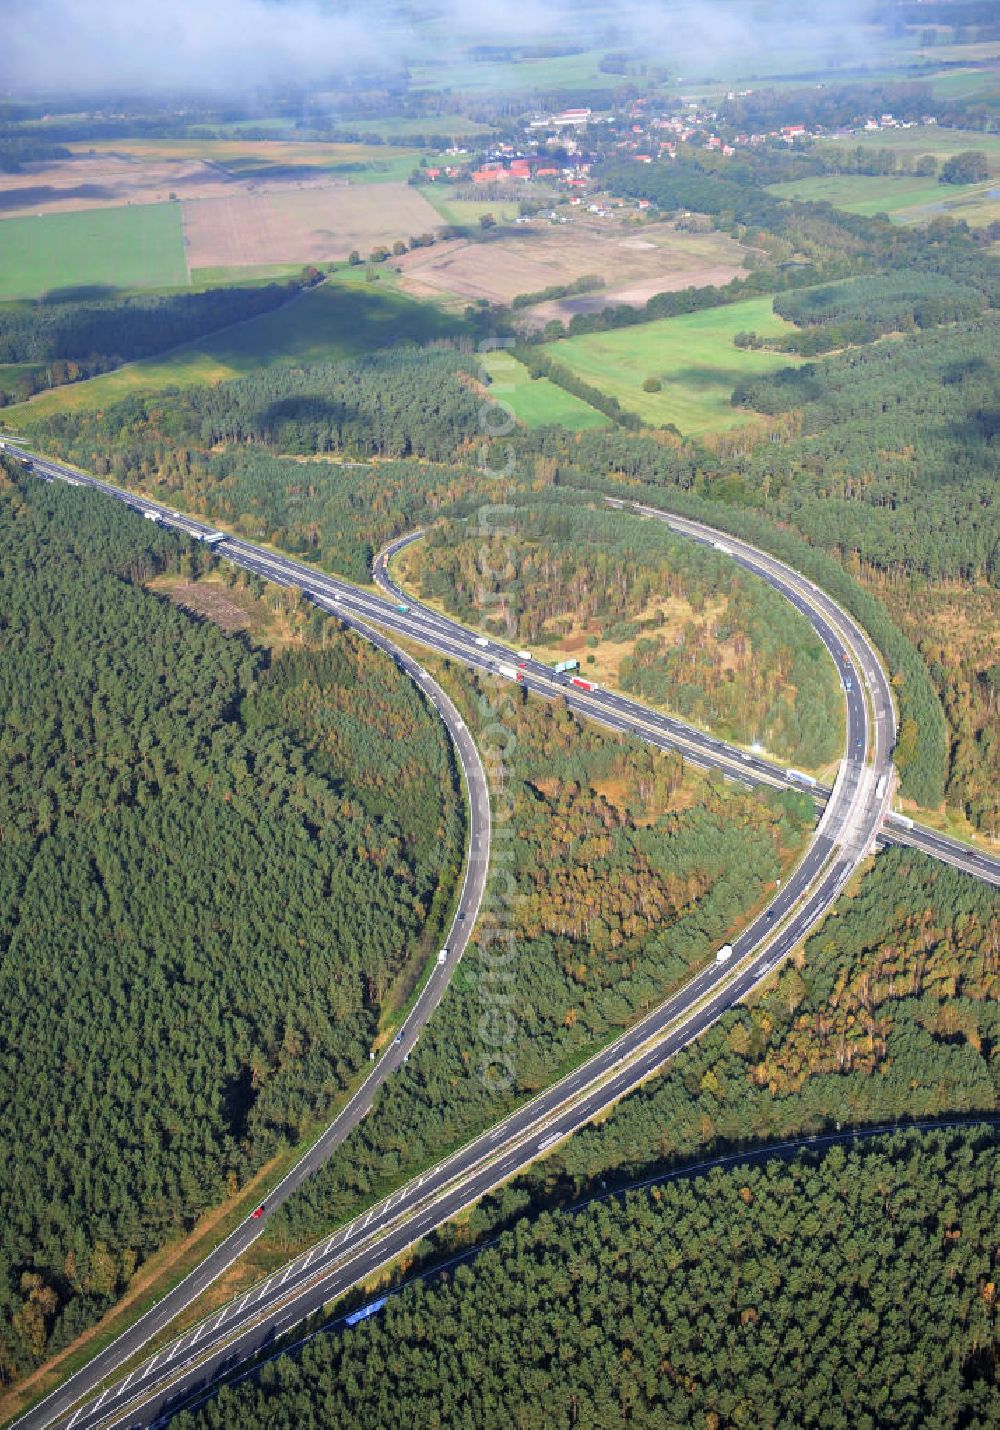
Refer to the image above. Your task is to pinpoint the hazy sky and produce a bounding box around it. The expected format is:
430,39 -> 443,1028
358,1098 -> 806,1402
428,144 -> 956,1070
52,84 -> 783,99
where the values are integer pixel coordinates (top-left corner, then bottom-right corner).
0,0 -> 876,98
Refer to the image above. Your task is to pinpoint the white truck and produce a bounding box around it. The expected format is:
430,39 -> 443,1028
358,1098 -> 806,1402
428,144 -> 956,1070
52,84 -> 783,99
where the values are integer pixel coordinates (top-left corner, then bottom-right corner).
785,768 -> 818,788
474,636 -> 489,648
715,944 -> 734,964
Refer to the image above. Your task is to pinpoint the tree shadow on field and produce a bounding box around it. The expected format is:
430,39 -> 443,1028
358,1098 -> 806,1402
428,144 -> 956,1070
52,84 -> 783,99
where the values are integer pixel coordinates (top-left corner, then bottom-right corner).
0,183 -> 118,212
39,283 -> 123,304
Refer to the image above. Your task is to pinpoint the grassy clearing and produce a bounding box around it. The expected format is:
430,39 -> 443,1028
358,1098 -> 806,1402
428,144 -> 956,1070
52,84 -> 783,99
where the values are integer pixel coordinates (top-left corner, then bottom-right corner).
480,350 -> 608,430
417,189 -> 522,228
551,297 -> 802,435
188,262 -> 310,287
928,68 -> 998,100
0,363 -> 45,394
11,276 -> 463,417
845,125 -> 1000,168
768,172 -> 998,224
0,202 -> 188,300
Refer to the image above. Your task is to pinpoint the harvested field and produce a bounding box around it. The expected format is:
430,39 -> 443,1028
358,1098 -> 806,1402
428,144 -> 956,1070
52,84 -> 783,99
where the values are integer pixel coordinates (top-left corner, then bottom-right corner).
181,183 -> 443,268
0,151 -> 241,220
0,146 -> 443,276
394,217 -> 746,319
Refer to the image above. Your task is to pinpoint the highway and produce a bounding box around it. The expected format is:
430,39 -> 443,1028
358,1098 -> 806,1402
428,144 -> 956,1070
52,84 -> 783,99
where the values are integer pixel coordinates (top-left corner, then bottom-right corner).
373,521 -> 999,888
13,460 -> 494,1430
9,447 -> 998,1429
23,448 -> 999,888
170,1113 -> 1000,1425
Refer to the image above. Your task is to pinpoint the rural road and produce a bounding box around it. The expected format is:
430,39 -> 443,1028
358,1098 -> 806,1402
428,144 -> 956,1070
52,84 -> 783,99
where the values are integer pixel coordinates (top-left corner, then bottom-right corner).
8,448 -> 998,1429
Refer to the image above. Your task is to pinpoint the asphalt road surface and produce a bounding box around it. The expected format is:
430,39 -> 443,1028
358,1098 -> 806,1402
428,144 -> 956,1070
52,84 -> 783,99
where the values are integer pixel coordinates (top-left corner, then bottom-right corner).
12,463 -> 492,1430
9,449 -> 997,1429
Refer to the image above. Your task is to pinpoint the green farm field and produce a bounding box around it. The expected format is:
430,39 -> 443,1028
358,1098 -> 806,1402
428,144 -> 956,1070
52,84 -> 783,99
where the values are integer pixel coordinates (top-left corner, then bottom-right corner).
409,47 -> 614,93
9,275 -> 463,418
187,263 -> 308,287
0,203 -> 188,300
417,190 -> 522,228
481,350 -> 609,431
768,173 -> 999,225
324,116 -> 494,140
69,138 -> 420,173
846,125 -> 1000,168
551,298 -> 803,435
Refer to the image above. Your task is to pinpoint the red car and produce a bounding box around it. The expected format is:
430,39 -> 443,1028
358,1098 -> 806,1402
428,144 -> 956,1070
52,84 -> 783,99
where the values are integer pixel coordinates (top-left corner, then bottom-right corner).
251,1205 -> 265,1220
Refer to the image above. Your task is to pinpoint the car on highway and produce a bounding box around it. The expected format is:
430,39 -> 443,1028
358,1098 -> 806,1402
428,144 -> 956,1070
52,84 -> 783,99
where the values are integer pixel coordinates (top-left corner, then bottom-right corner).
437,948 -> 448,966
251,1205 -> 265,1220
394,1033 -> 403,1045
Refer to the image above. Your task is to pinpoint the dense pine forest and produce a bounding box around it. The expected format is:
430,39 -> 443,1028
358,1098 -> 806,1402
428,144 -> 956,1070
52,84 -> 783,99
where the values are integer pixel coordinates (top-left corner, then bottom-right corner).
0,58 -> 998,1430
408,499 -> 842,766
269,830 -> 998,1253
270,661 -> 816,1247
186,847 -> 998,1426
0,475 -> 461,1381
13,295 -> 995,818
179,1125 -> 998,1429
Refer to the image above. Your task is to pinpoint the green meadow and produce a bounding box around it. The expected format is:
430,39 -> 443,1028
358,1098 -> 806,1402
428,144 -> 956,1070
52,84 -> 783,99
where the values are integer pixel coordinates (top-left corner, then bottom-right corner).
10,274 -> 464,418
768,173 -> 999,225
552,298 -> 803,435
417,190 -> 522,228
846,126 -> 1000,168
0,203 -> 188,301
480,350 -> 609,431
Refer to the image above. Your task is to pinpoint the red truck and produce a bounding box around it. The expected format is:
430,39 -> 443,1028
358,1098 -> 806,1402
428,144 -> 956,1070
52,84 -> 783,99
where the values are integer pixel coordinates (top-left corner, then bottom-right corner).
570,676 -> 598,692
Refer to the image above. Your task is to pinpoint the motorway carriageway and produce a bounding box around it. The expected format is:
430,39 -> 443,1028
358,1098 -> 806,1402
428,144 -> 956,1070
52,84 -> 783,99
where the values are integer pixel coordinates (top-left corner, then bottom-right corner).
27,449 -> 997,887
13,450 -> 999,1429
14,460 -> 493,1430
374,519 -> 998,889
24,451 -> 1000,888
